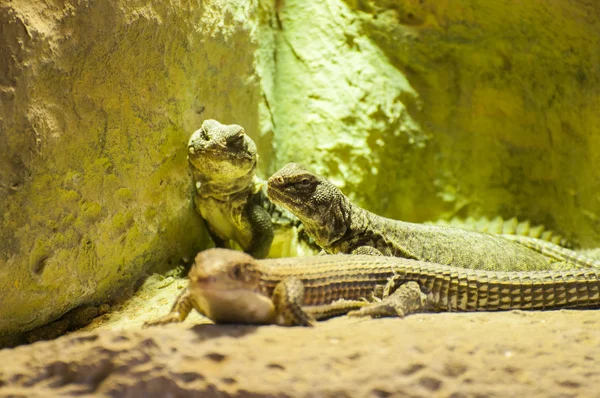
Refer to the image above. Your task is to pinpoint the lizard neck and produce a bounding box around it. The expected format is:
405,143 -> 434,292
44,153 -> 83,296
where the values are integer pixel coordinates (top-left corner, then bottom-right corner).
334,205 -> 416,256
193,164 -> 258,200
305,194 -> 355,251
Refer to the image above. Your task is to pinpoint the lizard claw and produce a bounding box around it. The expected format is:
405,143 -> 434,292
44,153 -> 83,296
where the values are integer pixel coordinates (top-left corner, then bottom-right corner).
347,303 -> 403,319
142,315 -> 180,328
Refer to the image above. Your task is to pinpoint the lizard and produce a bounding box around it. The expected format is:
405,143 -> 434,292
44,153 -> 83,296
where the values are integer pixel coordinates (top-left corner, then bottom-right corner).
187,120 -> 316,259
266,163 -> 600,272
144,248 -> 600,327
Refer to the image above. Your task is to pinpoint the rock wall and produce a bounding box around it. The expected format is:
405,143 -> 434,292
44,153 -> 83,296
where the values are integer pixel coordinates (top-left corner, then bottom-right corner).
268,0 -> 600,246
0,0 -> 272,336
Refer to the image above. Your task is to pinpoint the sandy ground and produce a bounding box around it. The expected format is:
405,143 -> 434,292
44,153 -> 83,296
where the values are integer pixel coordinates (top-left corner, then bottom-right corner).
1,274 -> 599,398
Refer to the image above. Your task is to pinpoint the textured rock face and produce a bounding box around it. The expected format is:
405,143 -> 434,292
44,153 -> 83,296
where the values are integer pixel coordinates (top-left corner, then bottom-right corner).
0,1 -> 271,336
268,0 -> 600,246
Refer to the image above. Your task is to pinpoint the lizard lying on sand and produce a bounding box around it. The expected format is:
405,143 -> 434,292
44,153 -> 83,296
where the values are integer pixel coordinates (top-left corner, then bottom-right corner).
144,248 -> 600,327
266,163 -> 598,271
188,120 -> 315,258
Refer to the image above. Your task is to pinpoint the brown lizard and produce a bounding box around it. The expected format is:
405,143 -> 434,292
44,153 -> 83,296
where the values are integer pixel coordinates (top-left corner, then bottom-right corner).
144,248 -> 600,327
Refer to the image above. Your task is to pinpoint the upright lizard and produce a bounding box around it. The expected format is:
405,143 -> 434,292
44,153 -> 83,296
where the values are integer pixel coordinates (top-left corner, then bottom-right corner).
266,163 -> 599,271
188,120 -> 315,258
145,248 -> 600,327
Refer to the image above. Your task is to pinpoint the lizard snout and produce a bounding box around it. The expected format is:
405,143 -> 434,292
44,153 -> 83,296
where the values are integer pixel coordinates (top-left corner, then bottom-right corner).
269,176 -> 285,186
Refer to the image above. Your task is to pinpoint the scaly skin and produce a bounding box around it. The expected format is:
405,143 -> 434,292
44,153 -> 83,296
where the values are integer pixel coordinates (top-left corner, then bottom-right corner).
188,120 -> 315,258
266,163 -> 600,272
144,248 -> 600,327
426,216 -> 571,248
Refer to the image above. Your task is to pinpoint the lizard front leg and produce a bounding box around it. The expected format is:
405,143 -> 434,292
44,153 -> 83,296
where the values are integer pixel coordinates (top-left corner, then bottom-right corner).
271,278 -> 368,325
347,280 -> 429,318
245,203 -> 275,259
143,289 -> 213,327
272,278 -> 316,326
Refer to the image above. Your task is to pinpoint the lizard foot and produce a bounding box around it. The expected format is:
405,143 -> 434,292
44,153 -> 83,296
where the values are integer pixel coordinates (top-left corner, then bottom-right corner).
347,281 -> 428,318
143,313 -> 214,328
143,314 -> 185,328
143,290 -> 200,328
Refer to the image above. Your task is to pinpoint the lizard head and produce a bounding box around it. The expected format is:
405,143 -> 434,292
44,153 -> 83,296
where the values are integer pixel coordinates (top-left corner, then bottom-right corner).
187,119 -> 258,185
187,248 -> 276,324
267,163 -> 349,249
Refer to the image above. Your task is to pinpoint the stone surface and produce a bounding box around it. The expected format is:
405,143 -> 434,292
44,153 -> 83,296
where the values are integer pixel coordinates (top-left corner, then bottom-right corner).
267,0 -> 600,246
1,310 -> 600,397
0,1 -> 273,336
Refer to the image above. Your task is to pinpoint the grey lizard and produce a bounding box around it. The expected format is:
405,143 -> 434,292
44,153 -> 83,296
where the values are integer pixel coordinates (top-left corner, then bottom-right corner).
266,163 -> 599,271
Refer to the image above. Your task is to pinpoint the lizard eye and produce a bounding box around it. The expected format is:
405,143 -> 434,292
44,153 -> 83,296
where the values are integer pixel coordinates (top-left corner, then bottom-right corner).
298,177 -> 311,187
229,263 -> 257,282
227,131 -> 245,147
231,134 -> 244,146
230,264 -> 244,280
200,128 -> 209,140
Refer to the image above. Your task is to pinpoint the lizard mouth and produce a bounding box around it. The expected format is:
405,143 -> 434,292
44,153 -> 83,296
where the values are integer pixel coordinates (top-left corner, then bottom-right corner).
202,147 -> 254,161
266,185 -> 292,205
193,276 -> 261,293
266,187 -> 306,217
192,285 -> 275,324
